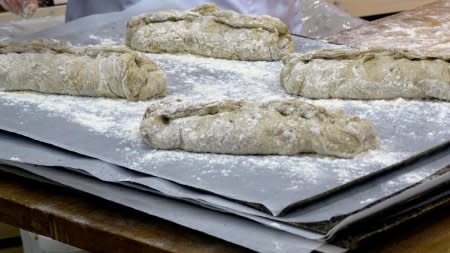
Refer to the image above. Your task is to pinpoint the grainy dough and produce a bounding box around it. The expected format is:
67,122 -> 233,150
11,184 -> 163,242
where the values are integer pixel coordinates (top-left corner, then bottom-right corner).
0,40 -> 167,101
141,99 -> 378,158
126,3 -> 295,61
280,48 -> 450,101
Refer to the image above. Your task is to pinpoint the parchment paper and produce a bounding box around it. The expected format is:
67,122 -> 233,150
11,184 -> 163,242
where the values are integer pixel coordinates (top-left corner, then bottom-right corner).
0,161 -> 346,253
2,129 -> 448,239
1,52 -> 449,215
1,0 -> 449,217
1,3 -> 449,249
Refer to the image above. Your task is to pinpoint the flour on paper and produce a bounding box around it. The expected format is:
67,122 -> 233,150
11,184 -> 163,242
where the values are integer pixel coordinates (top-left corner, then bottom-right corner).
0,50 -> 449,212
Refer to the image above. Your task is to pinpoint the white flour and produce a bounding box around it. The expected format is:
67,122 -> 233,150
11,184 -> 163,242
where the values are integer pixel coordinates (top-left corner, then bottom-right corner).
0,51 -> 449,213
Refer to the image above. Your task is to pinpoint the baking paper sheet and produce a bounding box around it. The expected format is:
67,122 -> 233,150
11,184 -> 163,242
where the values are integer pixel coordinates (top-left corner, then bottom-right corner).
0,162 -> 346,253
1,0 -> 449,216
1,157 -> 448,250
15,0 -> 365,44
0,153 -> 450,248
1,129 -> 449,235
300,0 -> 367,38
1,55 -> 449,216
1,4 -> 449,251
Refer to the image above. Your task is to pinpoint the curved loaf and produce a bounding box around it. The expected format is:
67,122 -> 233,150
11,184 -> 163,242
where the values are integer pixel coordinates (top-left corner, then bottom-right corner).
280,48 -> 450,101
0,40 -> 167,101
141,99 -> 379,158
126,4 -> 295,61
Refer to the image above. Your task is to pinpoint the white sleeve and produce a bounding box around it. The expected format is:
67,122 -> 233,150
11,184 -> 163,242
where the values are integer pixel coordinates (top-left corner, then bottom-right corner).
155,0 -> 303,35
208,0 -> 302,34
67,0 -> 302,34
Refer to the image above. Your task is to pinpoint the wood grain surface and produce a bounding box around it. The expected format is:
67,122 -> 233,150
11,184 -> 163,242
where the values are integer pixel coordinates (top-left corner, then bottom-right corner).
328,0 -> 440,17
1,165 -> 450,253
0,168 -> 251,253
0,224 -> 19,240
357,201 -> 450,253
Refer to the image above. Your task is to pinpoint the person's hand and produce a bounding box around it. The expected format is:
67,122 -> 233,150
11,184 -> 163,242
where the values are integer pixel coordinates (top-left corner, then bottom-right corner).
0,0 -> 38,18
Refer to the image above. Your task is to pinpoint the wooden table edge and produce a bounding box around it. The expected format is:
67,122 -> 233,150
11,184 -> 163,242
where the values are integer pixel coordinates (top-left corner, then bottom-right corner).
0,167 -> 251,253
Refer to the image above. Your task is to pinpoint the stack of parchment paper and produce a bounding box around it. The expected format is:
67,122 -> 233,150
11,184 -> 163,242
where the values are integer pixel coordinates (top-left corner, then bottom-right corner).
0,1 -> 449,252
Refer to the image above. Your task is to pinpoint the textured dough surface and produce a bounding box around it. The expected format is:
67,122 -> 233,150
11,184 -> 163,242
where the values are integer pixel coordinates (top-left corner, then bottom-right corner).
141,99 -> 378,158
281,48 -> 450,101
126,4 -> 295,61
0,40 -> 167,101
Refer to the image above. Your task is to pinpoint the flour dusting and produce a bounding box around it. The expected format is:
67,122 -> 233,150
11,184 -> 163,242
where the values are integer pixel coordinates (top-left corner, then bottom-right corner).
0,51 -> 449,214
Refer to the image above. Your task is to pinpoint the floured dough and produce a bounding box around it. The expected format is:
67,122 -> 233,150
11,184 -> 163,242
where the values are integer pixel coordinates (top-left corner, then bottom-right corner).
0,40 -> 167,101
280,48 -> 450,101
126,3 -> 295,61
141,99 -> 378,158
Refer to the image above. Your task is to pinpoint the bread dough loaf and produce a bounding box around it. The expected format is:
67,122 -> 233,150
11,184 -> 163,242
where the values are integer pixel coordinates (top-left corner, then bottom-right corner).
280,48 -> 450,101
0,40 -> 167,101
126,4 -> 295,61
141,99 -> 378,158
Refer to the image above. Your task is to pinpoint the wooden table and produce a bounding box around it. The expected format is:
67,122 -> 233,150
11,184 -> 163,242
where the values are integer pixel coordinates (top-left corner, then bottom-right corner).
0,166 -> 449,253
327,0 -> 439,17
0,168 -> 250,253
362,201 -> 450,253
